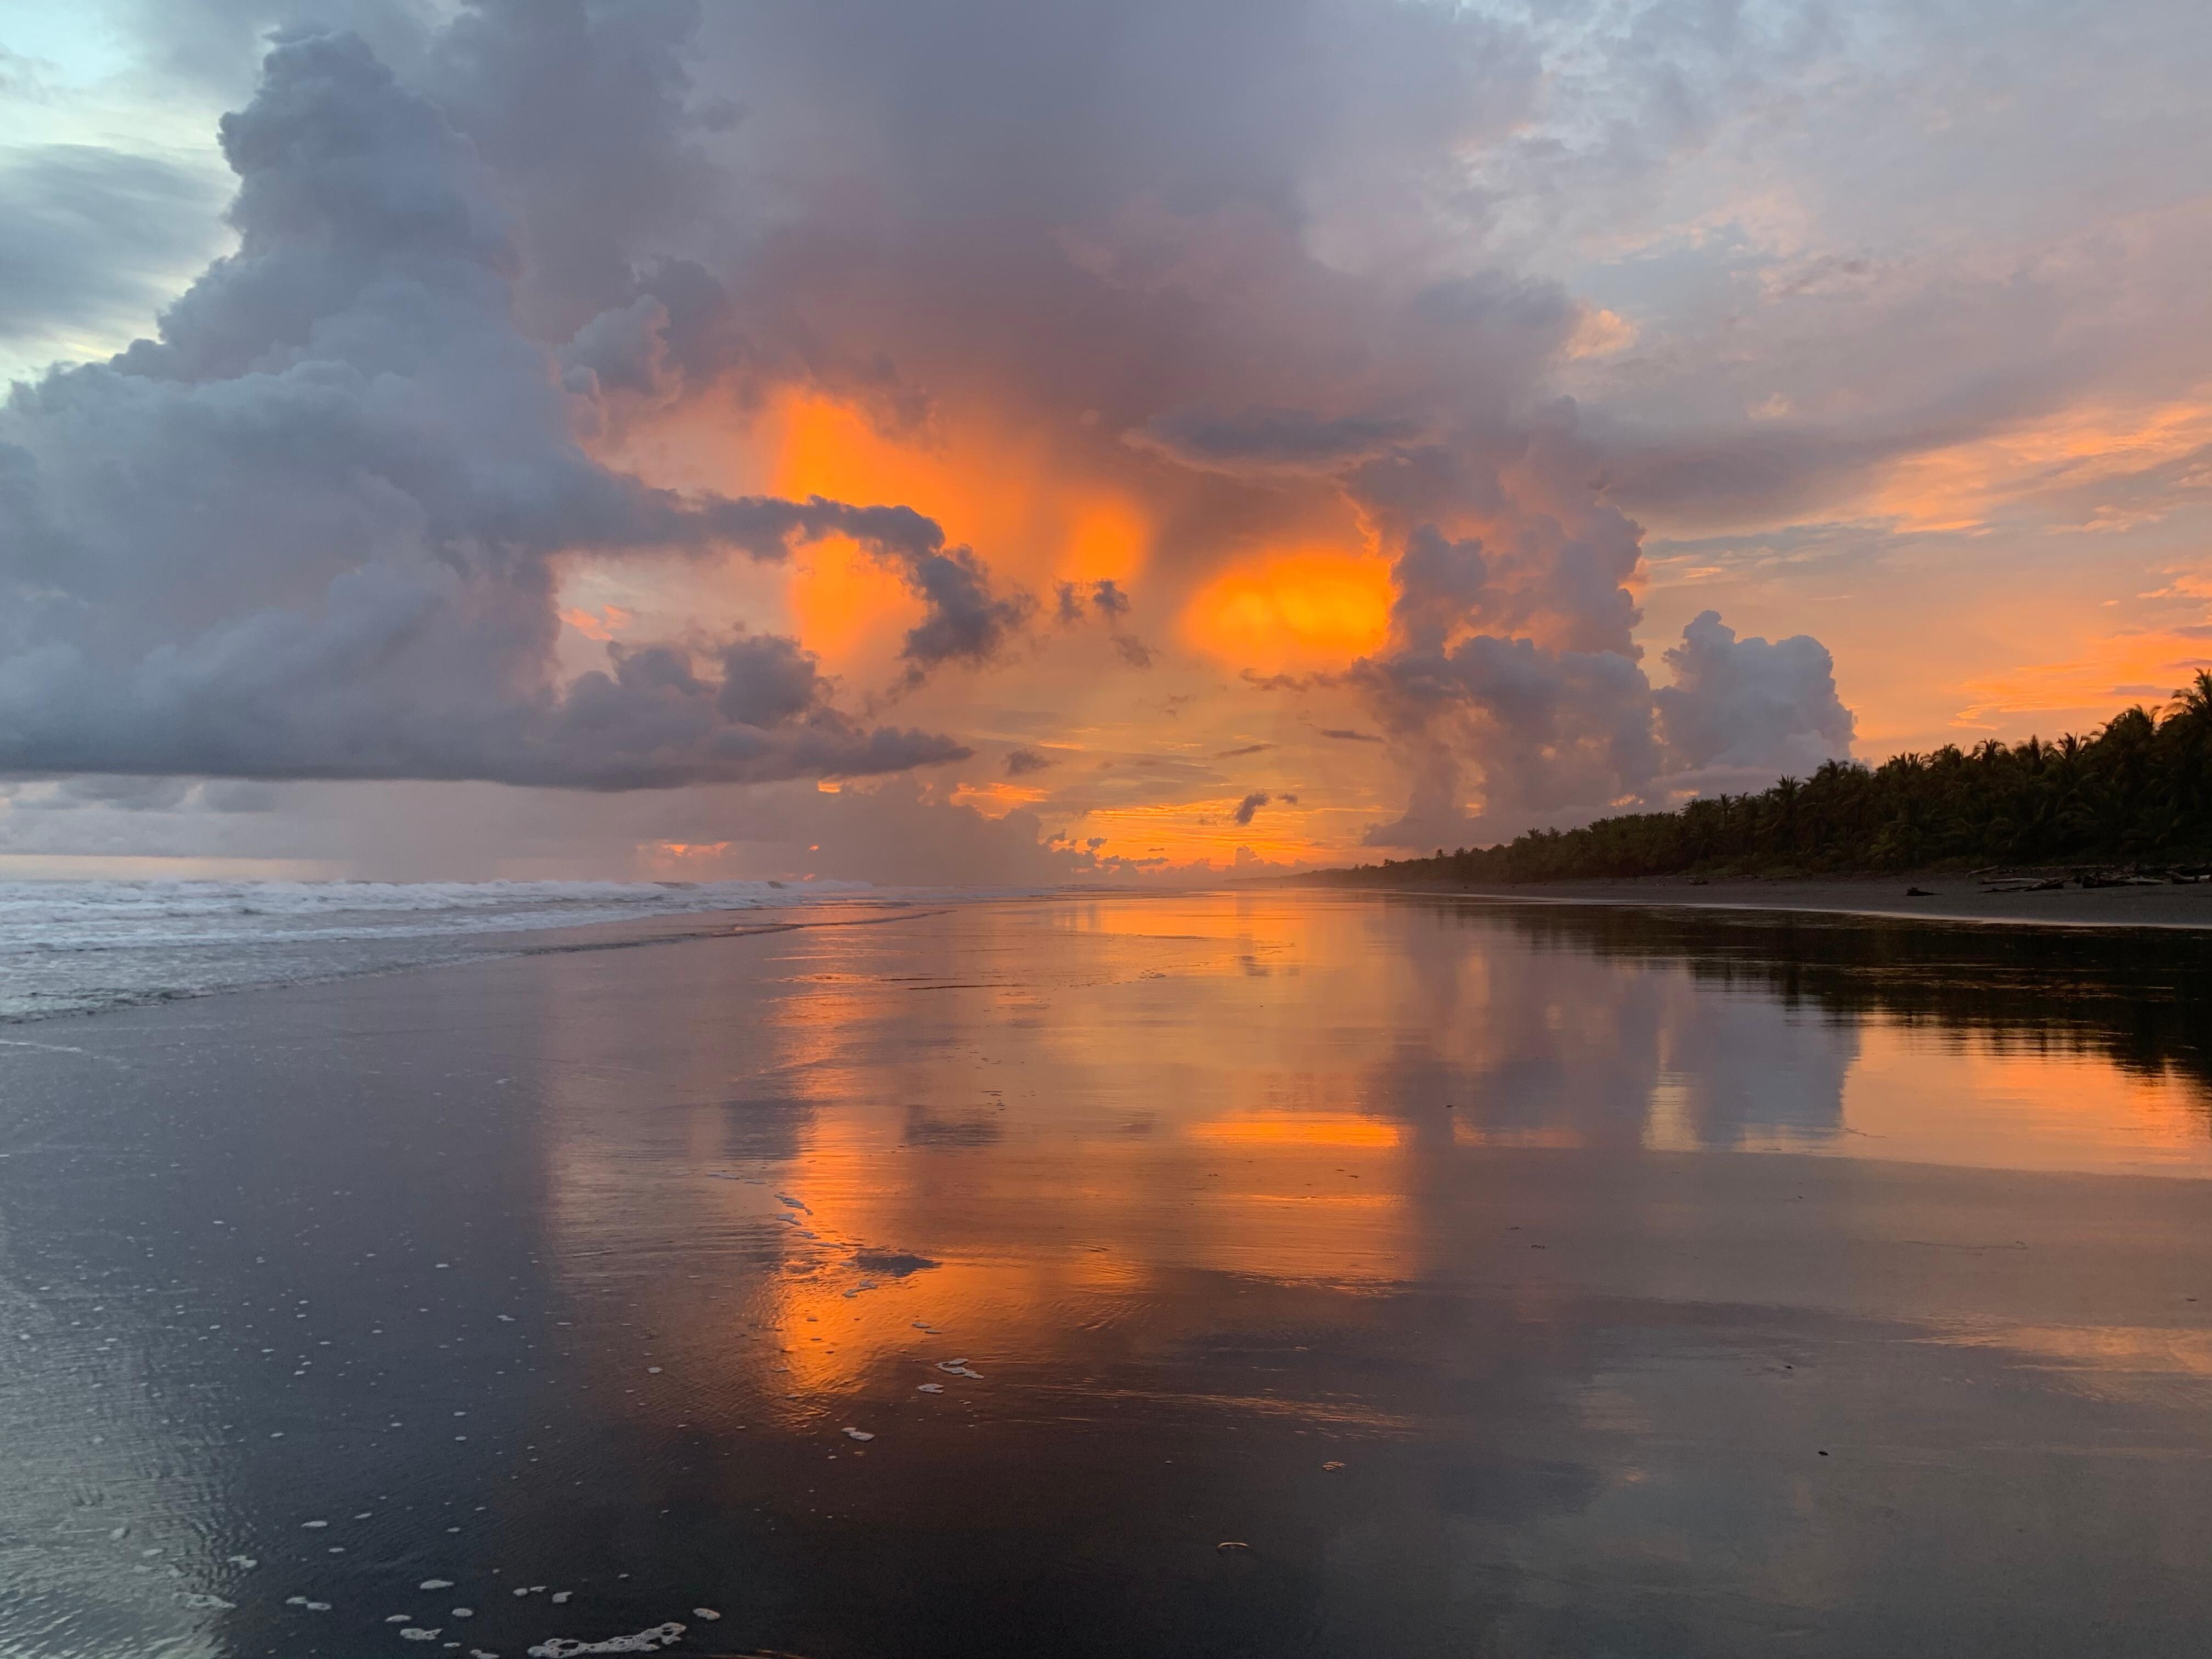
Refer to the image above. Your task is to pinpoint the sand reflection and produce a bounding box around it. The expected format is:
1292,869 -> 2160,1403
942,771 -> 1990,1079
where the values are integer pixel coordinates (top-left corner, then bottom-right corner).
519,893 -> 2212,1452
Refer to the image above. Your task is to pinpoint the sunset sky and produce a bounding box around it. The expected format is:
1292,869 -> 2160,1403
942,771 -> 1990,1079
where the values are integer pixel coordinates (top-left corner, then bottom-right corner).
2,0 -> 2207,881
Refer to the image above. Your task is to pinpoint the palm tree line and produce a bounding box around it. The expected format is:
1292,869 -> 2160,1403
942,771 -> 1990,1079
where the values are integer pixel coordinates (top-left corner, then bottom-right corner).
1321,671 -> 2212,883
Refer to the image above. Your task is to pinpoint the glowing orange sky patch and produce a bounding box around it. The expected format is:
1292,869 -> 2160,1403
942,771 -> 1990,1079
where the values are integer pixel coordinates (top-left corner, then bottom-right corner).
949,781 -> 1050,815
1072,798 -> 1323,867
1060,495 -> 1148,584
1874,392 -> 2212,532
558,603 -> 630,642
787,534 -> 921,668
768,391 -> 1152,581
1182,548 -> 1392,671
759,390 -> 1170,676
1953,629 -> 2212,729
771,394 -> 945,517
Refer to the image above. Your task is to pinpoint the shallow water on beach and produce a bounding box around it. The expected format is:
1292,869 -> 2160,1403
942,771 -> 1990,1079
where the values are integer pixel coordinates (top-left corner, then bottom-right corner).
0,878 -> 906,1022
3,892 -> 2211,1657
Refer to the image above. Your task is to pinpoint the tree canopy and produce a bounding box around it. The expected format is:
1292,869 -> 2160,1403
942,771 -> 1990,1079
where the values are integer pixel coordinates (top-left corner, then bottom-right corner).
1322,672 -> 2212,883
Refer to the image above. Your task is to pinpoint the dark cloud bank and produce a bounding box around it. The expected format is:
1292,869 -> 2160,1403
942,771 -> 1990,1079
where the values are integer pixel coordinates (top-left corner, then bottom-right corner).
0,0 -> 1857,844
0,25 -> 1011,790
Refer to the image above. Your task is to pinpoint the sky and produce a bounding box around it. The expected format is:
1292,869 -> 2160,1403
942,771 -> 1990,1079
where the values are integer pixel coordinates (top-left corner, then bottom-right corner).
1,0 -> 2207,883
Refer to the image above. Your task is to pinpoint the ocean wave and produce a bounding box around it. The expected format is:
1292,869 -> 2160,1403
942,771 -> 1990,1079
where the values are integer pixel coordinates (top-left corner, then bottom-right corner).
0,877 -> 890,1022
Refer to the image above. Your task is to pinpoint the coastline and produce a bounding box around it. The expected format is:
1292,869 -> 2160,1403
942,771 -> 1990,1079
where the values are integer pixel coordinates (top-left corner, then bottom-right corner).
8,891 -> 2212,1657
1319,872 -> 2212,930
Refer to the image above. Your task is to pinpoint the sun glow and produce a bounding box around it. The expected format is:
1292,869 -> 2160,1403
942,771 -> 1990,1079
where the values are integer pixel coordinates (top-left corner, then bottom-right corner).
765,392 -> 1156,668
1954,631 -> 2212,727
949,781 -> 1051,815
1181,548 -> 1392,671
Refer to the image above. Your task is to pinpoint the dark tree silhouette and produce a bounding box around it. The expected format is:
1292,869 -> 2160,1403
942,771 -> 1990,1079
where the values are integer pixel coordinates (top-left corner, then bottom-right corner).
1320,673 -> 2212,884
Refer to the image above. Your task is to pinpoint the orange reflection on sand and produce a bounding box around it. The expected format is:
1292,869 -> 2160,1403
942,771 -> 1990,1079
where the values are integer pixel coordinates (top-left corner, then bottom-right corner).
1841,1022 -> 2212,1175
1931,1322 -> 2212,1379
761,1243 -> 1123,1402
1188,1112 -> 1402,1149
1181,548 -> 1392,671
737,1118 -> 1415,1400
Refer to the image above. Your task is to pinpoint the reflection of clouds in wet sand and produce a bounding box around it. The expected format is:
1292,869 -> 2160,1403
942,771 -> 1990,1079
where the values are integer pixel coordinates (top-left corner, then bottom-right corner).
527,893 -> 2212,1471
8,893 -> 2212,1655
1843,1029 -> 2212,1175
533,892 -> 2212,1286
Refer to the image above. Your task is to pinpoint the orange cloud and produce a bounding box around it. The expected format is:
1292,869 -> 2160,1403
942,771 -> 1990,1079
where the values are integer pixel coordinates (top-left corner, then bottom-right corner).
1875,392 -> 2212,532
949,781 -> 1051,815
1182,547 -> 1391,672
1060,495 -> 1148,585
558,603 -> 632,642
786,534 -> 923,668
1565,306 -> 1637,360
636,839 -> 734,874
765,392 -> 1156,670
1069,797 -> 1323,868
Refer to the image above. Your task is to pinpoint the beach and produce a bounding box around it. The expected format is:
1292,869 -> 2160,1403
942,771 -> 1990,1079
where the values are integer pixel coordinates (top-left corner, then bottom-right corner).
1388,873 -> 2212,930
3,890 -> 2211,1657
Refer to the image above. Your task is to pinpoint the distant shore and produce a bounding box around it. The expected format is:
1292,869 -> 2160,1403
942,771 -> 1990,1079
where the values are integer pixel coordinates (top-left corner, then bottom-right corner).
1313,872 -> 2212,930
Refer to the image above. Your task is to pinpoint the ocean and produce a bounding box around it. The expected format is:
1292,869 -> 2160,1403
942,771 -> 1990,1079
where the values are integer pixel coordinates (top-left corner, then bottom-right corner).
0,878 -> 902,1022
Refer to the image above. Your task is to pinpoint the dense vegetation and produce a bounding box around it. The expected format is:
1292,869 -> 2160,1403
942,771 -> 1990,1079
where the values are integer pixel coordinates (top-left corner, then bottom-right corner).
1322,672 -> 2212,883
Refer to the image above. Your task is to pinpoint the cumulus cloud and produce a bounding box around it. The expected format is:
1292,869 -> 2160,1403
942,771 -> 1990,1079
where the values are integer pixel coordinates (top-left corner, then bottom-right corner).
1654,610 -> 1856,781
1003,748 -> 1052,776
0,27 -> 1012,789
1352,520 -> 1853,846
1,0 -> 1891,871
1132,408 -> 1424,476
673,0 -> 1829,846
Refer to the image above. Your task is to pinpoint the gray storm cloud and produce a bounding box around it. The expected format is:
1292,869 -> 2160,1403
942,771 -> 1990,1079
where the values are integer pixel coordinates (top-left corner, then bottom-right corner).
0,0 -> 1862,843
0,25 -> 1015,788
1233,790 -> 1297,825
662,0 -> 1855,840
1344,467 -> 1853,847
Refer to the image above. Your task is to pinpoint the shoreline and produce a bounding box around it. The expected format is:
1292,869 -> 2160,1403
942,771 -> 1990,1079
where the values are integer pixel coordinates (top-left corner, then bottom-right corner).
1315,873 -> 2212,931
7,889 -> 2212,1657
8,877 -> 2204,1032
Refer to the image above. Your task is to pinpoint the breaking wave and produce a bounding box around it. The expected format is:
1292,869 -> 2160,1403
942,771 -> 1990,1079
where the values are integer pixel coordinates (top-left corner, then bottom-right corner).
0,878 -> 887,1020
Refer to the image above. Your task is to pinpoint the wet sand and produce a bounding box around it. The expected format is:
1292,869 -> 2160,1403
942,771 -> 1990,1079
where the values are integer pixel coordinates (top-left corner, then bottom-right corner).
1414,872 -> 2212,929
3,892 -> 2211,1657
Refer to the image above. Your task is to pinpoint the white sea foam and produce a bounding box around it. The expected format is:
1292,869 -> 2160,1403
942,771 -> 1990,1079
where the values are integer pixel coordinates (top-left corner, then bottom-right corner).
0,877 -> 906,1020
528,1622 -> 685,1656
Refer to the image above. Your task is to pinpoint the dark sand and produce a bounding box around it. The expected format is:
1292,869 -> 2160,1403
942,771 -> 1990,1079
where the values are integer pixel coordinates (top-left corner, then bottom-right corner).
3,891 -> 2211,1658
1419,872 -> 2212,929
